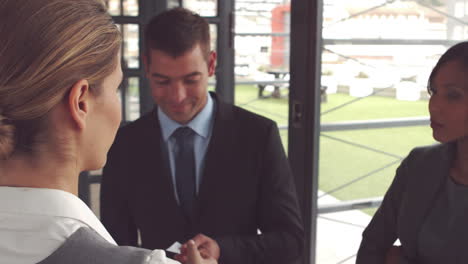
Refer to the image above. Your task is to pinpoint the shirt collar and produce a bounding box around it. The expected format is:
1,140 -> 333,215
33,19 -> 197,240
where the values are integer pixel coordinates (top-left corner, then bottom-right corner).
158,92 -> 215,141
0,187 -> 116,244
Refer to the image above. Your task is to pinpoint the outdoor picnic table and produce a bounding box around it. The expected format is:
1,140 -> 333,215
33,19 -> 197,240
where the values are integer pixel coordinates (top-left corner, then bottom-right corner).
257,70 -> 289,98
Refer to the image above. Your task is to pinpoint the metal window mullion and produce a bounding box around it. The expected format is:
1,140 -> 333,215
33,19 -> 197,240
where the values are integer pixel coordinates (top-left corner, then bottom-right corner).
113,16 -> 140,24
215,0 -> 235,104
205,17 -> 221,24
120,24 -> 129,121
323,38 -> 461,45
124,68 -> 144,77
289,0 -> 323,263
318,197 -> 383,214
121,76 -> 128,121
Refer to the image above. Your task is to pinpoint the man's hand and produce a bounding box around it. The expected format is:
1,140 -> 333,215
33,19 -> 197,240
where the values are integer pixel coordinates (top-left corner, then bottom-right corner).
175,234 -> 220,263
183,240 -> 217,264
385,246 -> 401,264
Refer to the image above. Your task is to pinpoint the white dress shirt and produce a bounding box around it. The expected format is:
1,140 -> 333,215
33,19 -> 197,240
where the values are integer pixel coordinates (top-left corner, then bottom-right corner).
0,187 -> 179,264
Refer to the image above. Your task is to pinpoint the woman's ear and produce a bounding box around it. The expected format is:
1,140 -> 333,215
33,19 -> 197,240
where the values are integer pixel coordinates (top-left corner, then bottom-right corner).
68,79 -> 90,130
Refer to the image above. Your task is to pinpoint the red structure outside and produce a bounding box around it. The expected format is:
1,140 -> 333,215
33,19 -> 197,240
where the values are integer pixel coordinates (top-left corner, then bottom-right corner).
271,4 -> 290,69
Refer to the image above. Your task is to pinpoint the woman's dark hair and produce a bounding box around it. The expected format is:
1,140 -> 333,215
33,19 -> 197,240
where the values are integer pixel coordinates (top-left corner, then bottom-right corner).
428,41 -> 468,95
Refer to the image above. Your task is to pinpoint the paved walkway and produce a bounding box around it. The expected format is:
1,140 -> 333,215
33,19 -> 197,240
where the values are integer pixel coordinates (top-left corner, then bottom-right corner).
316,191 -> 373,264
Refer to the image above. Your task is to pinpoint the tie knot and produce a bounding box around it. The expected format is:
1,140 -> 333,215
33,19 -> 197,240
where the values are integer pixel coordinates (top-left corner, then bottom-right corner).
172,126 -> 194,142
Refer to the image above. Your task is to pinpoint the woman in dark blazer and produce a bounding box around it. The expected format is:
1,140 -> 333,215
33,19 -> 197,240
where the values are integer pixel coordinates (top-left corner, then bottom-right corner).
357,41 -> 468,264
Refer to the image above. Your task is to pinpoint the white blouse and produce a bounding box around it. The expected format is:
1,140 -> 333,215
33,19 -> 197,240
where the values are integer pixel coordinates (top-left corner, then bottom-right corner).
0,187 -> 178,264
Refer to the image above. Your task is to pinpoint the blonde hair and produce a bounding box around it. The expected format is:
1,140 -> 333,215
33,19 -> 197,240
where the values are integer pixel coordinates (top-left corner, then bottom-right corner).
0,0 -> 121,159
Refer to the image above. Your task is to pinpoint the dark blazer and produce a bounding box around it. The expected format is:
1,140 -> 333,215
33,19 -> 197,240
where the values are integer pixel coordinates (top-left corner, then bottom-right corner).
100,93 -> 304,264
356,142 -> 456,264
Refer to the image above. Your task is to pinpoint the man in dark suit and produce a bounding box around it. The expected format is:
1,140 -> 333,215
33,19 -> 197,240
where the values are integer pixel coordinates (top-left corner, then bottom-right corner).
100,7 -> 303,264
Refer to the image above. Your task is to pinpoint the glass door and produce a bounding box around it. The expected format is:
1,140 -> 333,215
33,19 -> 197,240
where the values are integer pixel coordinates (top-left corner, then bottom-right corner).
317,0 -> 464,263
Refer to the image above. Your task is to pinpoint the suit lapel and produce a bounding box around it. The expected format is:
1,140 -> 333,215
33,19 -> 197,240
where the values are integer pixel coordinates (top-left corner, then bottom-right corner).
138,109 -> 181,215
399,143 -> 454,257
194,94 -> 235,220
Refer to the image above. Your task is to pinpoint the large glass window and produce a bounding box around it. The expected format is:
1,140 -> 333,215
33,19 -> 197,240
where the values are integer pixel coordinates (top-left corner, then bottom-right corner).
121,77 -> 141,122
234,0 -> 291,148
317,0 -> 464,263
110,0 -> 142,123
107,0 -> 139,16
122,24 -> 140,69
183,0 -> 217,16
209,24 -> 218,90
116,22 -> 141,122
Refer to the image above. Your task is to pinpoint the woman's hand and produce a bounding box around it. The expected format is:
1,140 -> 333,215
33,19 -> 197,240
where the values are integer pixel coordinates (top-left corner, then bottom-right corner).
180,240 -> 217,264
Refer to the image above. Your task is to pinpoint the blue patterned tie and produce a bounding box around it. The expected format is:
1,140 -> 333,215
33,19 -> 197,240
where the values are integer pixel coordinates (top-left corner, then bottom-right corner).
172,127 -> 196,217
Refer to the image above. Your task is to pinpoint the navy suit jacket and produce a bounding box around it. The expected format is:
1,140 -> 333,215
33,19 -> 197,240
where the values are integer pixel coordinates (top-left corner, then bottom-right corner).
100,93 -> 304,264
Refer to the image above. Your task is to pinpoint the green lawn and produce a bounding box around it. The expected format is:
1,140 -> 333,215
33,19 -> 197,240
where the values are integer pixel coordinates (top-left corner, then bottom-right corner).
235,84 -> 436,215
235,85 -> 289,125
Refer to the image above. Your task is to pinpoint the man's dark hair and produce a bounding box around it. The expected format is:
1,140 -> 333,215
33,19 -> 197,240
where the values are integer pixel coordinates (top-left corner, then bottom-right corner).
144,7 -> 211,62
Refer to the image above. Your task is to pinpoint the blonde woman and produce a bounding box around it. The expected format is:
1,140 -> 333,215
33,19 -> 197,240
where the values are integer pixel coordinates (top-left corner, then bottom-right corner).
0,0 -> 215,263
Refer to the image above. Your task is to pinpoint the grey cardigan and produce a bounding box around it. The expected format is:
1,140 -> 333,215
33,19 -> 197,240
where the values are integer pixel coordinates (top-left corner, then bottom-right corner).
356,142 -> 456,264
37,227 -> 152,264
